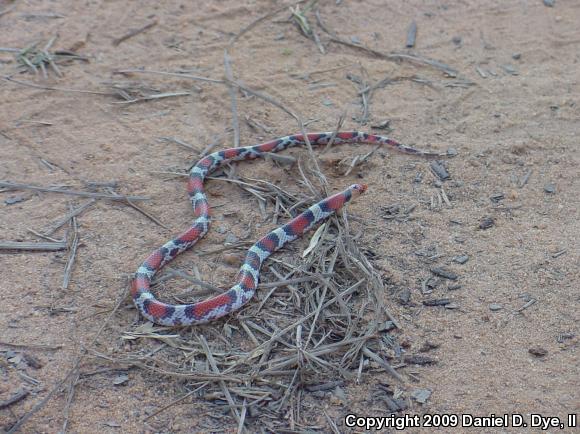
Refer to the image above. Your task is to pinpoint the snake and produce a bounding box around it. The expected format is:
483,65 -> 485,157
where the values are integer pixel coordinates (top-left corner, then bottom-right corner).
131,131 -> 441,326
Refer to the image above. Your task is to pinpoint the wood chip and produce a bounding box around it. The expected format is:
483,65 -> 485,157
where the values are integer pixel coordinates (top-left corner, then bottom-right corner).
479,216 -> 495,230
405,21 -> 417,48
422,298 -> 452,306
430,160 -> 450,181
452,254 -> 469,264
404,355 -> 437,365
528,346 -> 548,357
0,389 -> 29,409
430,267 -> 458,280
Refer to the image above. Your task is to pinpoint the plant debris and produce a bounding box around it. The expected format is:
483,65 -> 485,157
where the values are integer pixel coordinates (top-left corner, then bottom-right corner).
406,21 -> 417,48
430,267 -> 458,280
479,217 -> 495,230
528,346 -> 548,357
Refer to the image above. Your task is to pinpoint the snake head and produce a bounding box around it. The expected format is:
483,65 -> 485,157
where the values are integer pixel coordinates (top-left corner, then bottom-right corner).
350,183 -> 368,196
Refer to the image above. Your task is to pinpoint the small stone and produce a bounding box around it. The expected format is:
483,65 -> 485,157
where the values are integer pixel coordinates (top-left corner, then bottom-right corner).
512,52 -> 521,60
332,386 -> 347,403
445,302 -> 460,309
311,390 -> 326,399
411,388 -> 432,404
479,217 -> 495,230
8,353 -> 22,365
223,324 -> 234,339
371,119 -> 392,130
501,64 -> 519,75
543,0 -> 555,6
4,196 -> 25,205
529,346 -> 548,357
489,303 -> 503,311
544,183 -> 556,194
329,387 -> 347,405
452,36 -> 462,45
224,233 -> 239,244
322,99 -> 333,107
215,226 -> 227,234
112,372 -> 129,386
452,254 -> 469,264
379,321 -> 395,332
447,284 -> 462,291
350,36 -> 361,44
398,288 -> 411,305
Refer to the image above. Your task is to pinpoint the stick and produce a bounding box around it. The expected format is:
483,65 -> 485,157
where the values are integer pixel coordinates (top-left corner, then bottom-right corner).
106,187 -> 168,229
0,341 -> 62,351
229,1 -> 304,47
114,68 -> 224,84
62,210 -> 79,289
198,335 -> 242,426
315,11 -> 458,76
42,199 -> 96,236
0,181 -> 149,201
0,241 -> 67,251
361,346 -> 405,383
2,76 -> 111,95
0,390 -> 29,410
112,20 -> 158,46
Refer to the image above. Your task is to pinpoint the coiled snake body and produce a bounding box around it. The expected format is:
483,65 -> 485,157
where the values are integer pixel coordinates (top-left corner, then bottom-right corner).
131,131 -> 440,326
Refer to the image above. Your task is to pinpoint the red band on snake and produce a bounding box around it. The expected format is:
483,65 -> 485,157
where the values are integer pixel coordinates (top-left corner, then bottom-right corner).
132,131 -> 441,326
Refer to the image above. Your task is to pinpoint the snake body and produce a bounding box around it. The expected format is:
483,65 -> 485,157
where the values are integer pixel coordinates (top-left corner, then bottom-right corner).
132,131 -> 440,326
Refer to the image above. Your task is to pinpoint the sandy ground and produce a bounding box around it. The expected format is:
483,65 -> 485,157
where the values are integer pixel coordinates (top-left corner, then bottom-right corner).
1,0 -> 579,433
